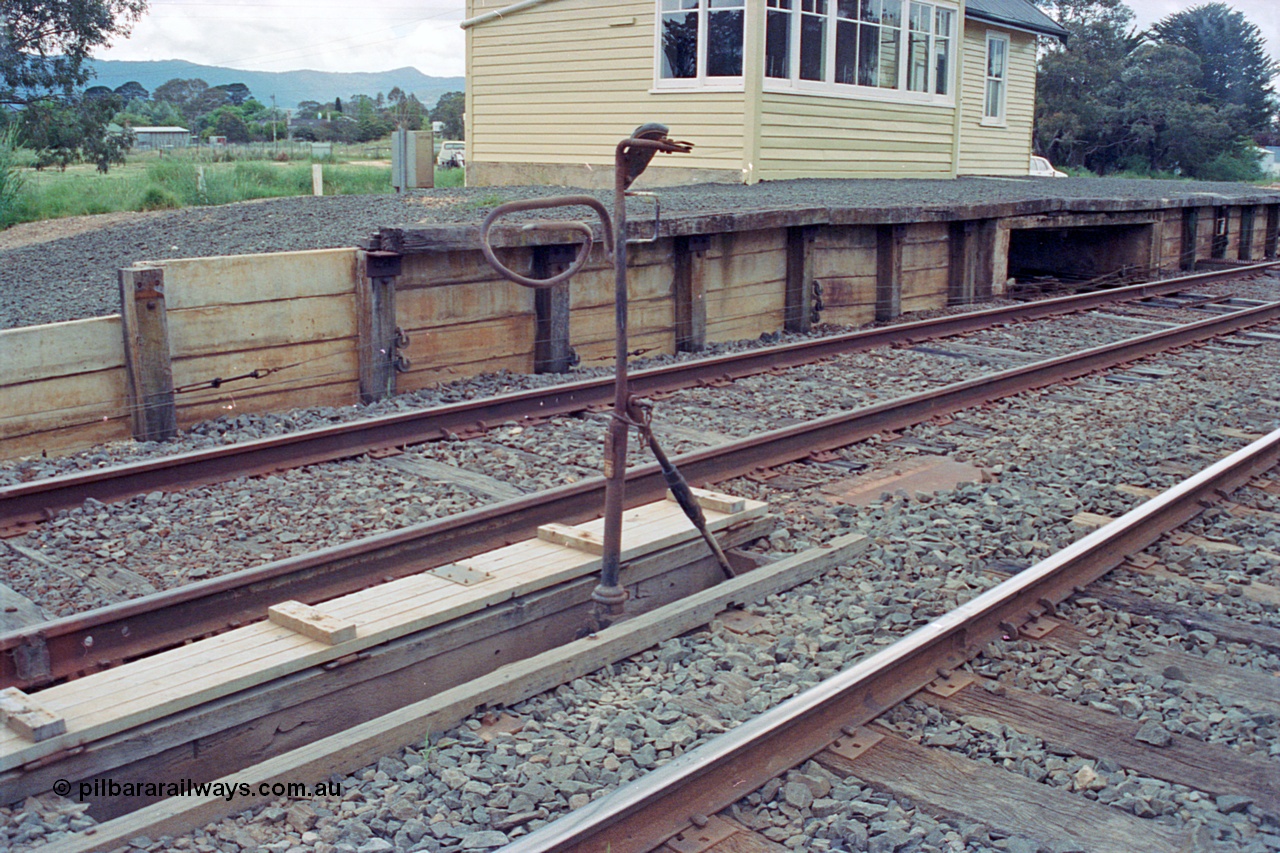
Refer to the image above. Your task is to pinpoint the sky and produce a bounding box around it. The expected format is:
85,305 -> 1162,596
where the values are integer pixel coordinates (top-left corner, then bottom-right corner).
93,0 -> 1279,79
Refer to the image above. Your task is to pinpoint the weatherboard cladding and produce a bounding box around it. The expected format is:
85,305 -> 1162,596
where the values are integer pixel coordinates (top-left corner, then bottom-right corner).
466,0 -> 1067,39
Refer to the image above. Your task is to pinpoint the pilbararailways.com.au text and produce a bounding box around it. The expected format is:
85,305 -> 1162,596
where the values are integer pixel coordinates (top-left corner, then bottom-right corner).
56,777 -> 342,803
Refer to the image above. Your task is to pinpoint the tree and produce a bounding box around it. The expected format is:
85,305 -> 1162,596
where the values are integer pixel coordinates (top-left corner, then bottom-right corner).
431,91 -> 464,139
114,80 -> 148,102
1,0 -> 147,107
295,100 -> 321,120
20,91 -> 132,172
215,82 -> 252,106
1034,0 -> 1141,170
212,110 -> 250,143
1148,3 -> 1278,133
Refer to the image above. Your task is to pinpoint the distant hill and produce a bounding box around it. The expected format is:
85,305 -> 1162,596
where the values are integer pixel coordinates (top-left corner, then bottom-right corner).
83,59 -> 464,109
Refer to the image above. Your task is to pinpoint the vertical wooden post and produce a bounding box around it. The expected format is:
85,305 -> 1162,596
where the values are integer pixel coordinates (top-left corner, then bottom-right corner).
1179,207 -> 1199,271
119,266 -> 176,442
876,224 -> 904,322
948,220 -> 995,307
1211,206 -> 1229,259
357,251 -> 401,404
1238,205 -> 1255,261
533,244 -> 575,374
785,225 -> 818,333
947,221 -> 970,307
1265,204 -> 1279,259
673,235 -> 709,352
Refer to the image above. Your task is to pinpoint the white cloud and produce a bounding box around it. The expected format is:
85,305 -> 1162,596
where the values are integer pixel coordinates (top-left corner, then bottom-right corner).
95,0 -> 1278,84
96,0 -> 466,75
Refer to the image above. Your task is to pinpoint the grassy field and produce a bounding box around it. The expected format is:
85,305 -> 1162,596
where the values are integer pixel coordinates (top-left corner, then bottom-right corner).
1,142 -> 465,227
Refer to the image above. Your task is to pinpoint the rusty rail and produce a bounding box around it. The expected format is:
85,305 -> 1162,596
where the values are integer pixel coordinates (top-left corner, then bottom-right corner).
3,262 -> 1276,534
3,296 -> 1278,688
499,428 -> 1280,853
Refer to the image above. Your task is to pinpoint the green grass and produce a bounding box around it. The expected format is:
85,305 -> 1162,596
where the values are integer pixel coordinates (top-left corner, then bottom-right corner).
0,145 -> 465,227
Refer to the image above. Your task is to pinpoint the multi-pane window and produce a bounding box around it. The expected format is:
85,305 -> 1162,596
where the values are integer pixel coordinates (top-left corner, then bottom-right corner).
657,0 -> 954,101
983,32 -> 1008,122
762,0 -> 955,101
659,0 -> 746,84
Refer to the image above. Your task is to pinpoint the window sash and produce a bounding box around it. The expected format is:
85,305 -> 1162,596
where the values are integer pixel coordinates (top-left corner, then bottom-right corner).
658,0 -> 746,87
654,0 -> 955,103
761,0 -> 955,103
983,32 -> 1008,121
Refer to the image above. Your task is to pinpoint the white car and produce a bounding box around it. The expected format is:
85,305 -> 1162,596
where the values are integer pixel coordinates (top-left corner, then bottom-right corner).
437,141 -> 466,168
1030,155 -> 1067,178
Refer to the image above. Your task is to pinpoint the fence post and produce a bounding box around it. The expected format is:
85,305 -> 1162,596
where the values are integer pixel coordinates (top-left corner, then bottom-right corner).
119,266 -> 177,442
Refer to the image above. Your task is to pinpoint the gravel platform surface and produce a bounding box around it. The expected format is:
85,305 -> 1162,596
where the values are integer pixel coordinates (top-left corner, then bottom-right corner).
2,176 -> 1278,330
4,280 -> 1280,851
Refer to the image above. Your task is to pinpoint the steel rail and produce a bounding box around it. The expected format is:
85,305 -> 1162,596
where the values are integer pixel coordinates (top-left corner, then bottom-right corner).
500,427 -> 1280,853
3,262 -> 1275,532
3,296 -> 1279,689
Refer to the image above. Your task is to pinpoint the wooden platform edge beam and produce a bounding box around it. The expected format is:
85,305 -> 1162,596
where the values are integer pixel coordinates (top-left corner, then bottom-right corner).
41,533 -> 868,853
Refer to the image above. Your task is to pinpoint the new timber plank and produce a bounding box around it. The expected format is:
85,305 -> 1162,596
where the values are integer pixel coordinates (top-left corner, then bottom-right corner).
0,497 -> 765,772
918,679 -> 1280,809
818,727 -> 1188,853
12,519 -> 776,818
37,534 -> 868,853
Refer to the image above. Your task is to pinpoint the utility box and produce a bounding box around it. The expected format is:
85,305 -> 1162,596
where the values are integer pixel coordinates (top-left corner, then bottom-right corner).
392,129 -> 434,191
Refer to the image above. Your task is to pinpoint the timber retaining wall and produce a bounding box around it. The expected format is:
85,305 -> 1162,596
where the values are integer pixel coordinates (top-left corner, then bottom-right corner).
3,197 -> 1279,461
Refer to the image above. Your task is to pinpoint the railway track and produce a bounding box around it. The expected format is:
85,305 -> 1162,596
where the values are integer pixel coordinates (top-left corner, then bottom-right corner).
26,409 -> 1280,853
4,284 -> 1280,689
2,263 -> 1276,531
501,428 -> 1280,853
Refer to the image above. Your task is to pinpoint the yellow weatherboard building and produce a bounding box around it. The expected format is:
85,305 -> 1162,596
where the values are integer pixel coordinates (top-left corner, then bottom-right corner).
462,0 -> 1066,186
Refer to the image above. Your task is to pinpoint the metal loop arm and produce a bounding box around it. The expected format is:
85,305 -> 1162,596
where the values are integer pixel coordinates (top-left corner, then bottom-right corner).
478,195 -> 615,289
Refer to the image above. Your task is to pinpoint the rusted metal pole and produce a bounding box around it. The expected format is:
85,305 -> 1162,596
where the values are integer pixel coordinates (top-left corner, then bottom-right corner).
592,147 -> 635,610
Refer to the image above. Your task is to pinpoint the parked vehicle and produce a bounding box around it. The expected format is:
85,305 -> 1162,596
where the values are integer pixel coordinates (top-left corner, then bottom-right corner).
1030,155 -> 1067,177
437,141 -> 466,168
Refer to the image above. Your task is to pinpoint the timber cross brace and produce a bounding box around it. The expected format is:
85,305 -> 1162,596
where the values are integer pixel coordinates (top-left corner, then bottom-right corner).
477,124 -> 739,620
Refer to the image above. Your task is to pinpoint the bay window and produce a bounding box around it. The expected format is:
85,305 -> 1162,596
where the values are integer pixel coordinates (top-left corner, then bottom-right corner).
656,0 -> 955,103
658,0 -> 746,87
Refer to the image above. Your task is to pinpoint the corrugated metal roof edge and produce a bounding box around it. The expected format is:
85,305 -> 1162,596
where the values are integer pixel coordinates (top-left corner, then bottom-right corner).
966,7 -> 1069,40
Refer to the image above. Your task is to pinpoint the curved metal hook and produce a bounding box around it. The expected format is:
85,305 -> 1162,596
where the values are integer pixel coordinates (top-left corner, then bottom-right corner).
478,195 -> 615,289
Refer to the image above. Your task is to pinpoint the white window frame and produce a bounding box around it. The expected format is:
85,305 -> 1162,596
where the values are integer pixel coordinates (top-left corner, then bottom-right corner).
653,0 -> 747,92
981,31 -> 1009,126
761,0 -> 958,107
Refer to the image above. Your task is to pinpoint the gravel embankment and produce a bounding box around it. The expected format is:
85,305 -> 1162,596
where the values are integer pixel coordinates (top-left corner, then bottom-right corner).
2,177 -> 1277,330
4,287 -> 1279,851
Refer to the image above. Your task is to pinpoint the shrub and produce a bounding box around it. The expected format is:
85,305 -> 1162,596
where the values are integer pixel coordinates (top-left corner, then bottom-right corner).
1193,151 -> 1265,183
138,185 -> 180,211
0,126 -> 29,227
